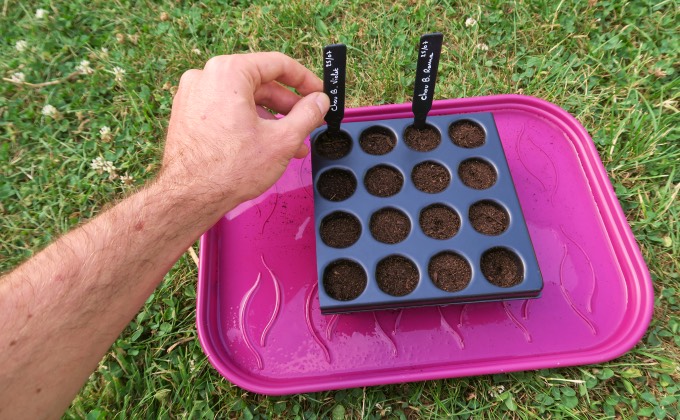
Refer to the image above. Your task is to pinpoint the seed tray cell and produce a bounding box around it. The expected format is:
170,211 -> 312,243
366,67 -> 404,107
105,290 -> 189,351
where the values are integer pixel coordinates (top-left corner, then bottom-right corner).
312,113 -> 543,314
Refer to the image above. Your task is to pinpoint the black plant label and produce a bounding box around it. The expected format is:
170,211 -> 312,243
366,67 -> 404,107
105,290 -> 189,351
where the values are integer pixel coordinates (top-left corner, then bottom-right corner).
413,33 -> 443,128
323,44 -> 346,133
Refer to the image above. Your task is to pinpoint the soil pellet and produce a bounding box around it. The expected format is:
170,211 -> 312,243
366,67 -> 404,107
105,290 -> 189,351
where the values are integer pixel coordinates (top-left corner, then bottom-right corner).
428,252 -> 472,292
376,255 -> 419,296
323,259 -> 367,301
370,208 -> 410,244
412,161 -> 450,193
404,125 -> 441,152
469,200 -> 508,235
481,248 -> 523,287
364,165 -> 403,197
458,158 -> 497,190
320,211 -> 361,248
419,204 -> 460,239
449,120 -> 485,148
360,126 -> 396,155
315,131 -> 352,159
317,168 -> 357,201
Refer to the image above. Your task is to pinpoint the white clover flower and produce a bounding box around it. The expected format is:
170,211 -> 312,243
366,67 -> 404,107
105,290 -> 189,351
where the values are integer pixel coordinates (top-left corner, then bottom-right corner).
76,60 -> 94,75
112,66 -> 126,82
15,40 -> 28,52
100,47 -> 109,57
465,17 -> 477,27
9,72 -> 25,83
102,161 -> 116,174
488,385 -> 506,398
192,48 -> 201,55
91,156 -> 117,175
35,8 -> 48,19
120,173 -> 134,185
99,126 -> 113,142
41,104 -> 57,117
90,157 -> 105,173
476,42 -> 489,51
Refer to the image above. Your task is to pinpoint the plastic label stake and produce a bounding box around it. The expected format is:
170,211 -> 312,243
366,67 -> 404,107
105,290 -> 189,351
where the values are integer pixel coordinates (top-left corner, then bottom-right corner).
323,44 -> 346,134
412,33 -> 443,129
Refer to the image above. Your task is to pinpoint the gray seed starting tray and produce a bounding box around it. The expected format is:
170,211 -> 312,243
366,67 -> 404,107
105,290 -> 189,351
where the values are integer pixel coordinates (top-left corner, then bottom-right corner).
311,112 -> 543,314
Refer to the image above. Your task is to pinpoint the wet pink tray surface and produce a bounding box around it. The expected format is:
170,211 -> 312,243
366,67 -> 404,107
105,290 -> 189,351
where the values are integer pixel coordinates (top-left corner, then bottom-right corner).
197,95 -> 653,395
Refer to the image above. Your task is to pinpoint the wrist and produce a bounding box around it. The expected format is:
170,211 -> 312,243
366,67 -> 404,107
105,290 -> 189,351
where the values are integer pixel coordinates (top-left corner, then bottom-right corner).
151,170 -> 241,231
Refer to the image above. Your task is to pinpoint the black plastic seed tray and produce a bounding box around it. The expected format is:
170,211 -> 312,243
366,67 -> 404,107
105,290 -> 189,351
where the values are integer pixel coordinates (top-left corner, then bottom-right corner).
311,112 -> 543,314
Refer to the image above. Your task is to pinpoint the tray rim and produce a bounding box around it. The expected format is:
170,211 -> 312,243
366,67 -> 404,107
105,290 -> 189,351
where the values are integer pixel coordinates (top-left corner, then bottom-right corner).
196,94 -> 654,395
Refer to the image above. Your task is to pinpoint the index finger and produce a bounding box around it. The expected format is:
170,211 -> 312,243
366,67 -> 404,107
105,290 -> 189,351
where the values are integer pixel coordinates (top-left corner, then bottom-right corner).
239,52 -> 322,95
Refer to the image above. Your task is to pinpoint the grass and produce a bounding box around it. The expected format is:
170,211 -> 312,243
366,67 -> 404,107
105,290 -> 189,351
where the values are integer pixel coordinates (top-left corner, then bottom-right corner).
1,0 -> 678,418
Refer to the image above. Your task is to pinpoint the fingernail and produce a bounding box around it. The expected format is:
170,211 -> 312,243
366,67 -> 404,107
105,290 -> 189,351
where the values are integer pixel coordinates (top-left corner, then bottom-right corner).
315,92 -> 330,113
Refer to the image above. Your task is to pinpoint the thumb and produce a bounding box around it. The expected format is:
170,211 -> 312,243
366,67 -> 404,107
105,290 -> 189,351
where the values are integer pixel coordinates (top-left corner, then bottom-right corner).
279,92 -> 330,142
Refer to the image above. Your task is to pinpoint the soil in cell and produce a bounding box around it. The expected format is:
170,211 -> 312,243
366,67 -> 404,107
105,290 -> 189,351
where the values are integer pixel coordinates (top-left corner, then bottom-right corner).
359,126 -> 396,155
428,252 -> 472,292
420,204 -> 460,239
323,259 -> 367,301
317,168 -> 357,201
376,255 -> 419,296
449,120 -> 485,148
320,212 -> 361,248
458,158 -> 497,189
315,130 -> 352,159
364,165 -> 403,197
370,208 -> 410,244
412,161 -> 450,193
481,248 -> 524,287
404,125 -> 441,152
469,200 -> 509,235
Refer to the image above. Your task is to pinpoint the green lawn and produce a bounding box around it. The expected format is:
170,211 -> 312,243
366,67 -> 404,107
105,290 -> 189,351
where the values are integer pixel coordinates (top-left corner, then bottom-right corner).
2,0 -> 678,418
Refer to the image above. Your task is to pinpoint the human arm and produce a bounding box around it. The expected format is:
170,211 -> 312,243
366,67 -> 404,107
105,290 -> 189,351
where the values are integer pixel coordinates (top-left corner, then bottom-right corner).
0,52 -> 330,419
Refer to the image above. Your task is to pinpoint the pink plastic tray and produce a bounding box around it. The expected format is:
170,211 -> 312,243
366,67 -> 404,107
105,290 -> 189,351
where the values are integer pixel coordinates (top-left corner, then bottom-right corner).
197,95 -> 653,395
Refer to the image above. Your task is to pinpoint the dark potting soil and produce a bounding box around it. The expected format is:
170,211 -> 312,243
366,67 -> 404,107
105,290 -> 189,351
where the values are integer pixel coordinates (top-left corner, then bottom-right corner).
412,161 -> 450,193
419,204 -> 460,239
320,211 -> 361,248
449,120 -> 485,148
359,126 -> 396,155
369,208 -> 410,244
315,130 -> 352,159
323,259 -> 367,301
469,200 -> 508,235
364,165 -> 403,197
481,248 -> 524,287
458,158 -> 497,190
404,125 -> 441,152
376,255 -> 419,296
317,168 -> 357,201
428,252 -> 472,292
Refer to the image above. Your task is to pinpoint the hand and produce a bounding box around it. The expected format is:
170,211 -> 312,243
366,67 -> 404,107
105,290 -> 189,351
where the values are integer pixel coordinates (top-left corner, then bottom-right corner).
160,52 -> 330,207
